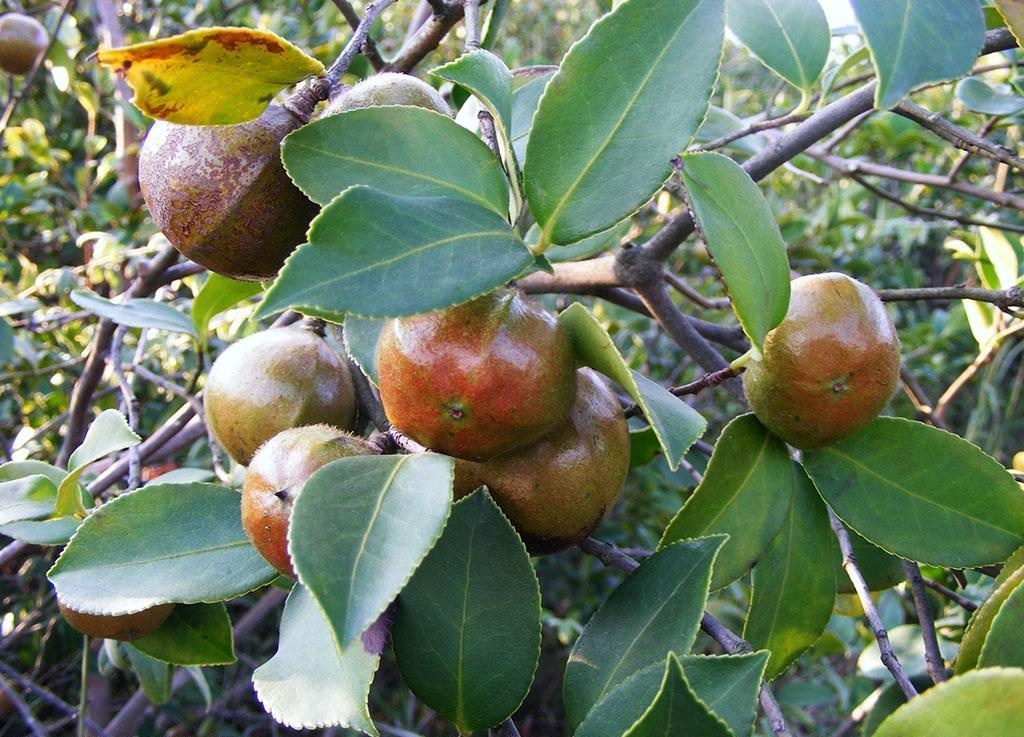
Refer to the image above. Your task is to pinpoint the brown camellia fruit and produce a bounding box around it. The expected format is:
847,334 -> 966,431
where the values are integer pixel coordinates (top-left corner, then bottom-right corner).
204,325 -> 358,466
241,424 -> 374,577
58,601 -> 174,641
0,13 -> 47,75
139,103 -> 319,281
743,272 -> 900,449
377,290 -> 577,461
454,369 -> 630,553
324,72 -> 450,116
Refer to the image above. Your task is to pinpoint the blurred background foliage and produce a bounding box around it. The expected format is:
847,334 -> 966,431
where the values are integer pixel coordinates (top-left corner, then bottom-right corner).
1,0 -> 1022,735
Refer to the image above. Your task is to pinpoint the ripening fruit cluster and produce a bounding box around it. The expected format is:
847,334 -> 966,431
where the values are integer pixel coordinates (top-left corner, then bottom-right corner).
147,74 -> 633,578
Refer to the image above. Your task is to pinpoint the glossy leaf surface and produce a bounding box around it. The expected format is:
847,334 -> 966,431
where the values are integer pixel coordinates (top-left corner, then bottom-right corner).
525,0 -> 724,246
392,492 -> 540,732
803,418 -> 1024,567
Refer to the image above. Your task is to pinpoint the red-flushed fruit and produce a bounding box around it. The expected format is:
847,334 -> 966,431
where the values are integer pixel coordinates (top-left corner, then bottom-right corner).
241,424 -> 374,577
204,325 -> 358,466
139,103 -> 318,281
377,290 -> 577,461
454,368 -> 630,553
742,272 -> 901,449
58,601 -> 174,641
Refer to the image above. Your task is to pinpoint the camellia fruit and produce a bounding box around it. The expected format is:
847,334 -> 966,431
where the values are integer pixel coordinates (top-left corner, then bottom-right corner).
453,368 -> 630,553
742,272 -> 900,449
241,424 -> 374,577
139,103 -> 318,281
58,601 -> 175,641
324,72 -> 450,116
377,290 -> 577,461
0,13 -> 47,75
204,325 -> 358,466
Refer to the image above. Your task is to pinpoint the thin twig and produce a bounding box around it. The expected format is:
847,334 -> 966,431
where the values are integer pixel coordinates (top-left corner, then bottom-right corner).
694,112 -> 806,152
663,272 -> 731,310
829,509 -> 918,699
901,560 -> 948,684
946,117 -> 1000,183
324,0 -> 397,85
848,173 -> 1024,235
109,327 -> 141,491
934,323 -> 1024,423
895,100 -> 1024,172
920,577 -> 978,612
329,0 -> 385,70
0,660 -> 112,737
463,0 -> 482,50
386,2 -> 464,72
0,674 -> 46,737
877,285 -> 1024,309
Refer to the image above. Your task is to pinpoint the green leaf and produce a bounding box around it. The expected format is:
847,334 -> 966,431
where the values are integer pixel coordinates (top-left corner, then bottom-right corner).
56,409 -> 140,517
191,273 -> 263,340
282,106 -> 510,215
282,106 -> 509,215
850,0 -> 985,109
0,317 -> 12,365
726,0 -> 830,93
859,624 -> 958,681
544,220 -> 631,263
433,49 -> 513,136
694,107 -> 765,155
623,654 -> 733,737
861,678 -> 934,737
558,303 -> 706,471
978,578 -> 1024,669
660,414 -> 794,590
510,68 -> 555,163
131,603 -> 235,666
0,462 -> 86,545
872,668 -> 1024,737
289,454 -> 452,650
48,483 -> 277,614
524,0 -> 724,247
70,289 -> 197,336
392,491 -> 540,732
576,652 -> 768,737
563,536 -> 726,727
679,151 -> 791,349
124,646 -> 173,705
956,561 -> 1024,673
977,226 -> 1019,290
956,77 -> 1024,116
253,585 -> 379,734
743,464 -> 837,679
256,188 -> 533,321
343,316 -> 385,386
803,418 -> 1024,567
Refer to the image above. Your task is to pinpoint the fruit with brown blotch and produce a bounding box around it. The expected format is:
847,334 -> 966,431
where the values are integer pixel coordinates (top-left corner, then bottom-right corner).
204,325 -> 358,466
324,72 -> 450,116
453,368 -> 630,554
241,424 -> 374,577
0,13 -> 47,75
58,601 -> 174,641
377,290 -> 577,461
742,272 -> 900,449
139,103 -> 319,281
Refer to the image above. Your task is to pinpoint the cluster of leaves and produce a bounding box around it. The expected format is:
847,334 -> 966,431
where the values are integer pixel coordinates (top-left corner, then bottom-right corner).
3,0 -> 1024,736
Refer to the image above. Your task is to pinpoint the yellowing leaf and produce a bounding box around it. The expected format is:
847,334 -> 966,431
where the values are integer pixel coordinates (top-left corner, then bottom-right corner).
995,0 -> 1024,47
96,27 -> 324,125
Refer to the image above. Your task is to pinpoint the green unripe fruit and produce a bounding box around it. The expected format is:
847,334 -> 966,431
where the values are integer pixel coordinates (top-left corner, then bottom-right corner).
0,13 -> 47,76
204,326 -> 358,466
241,425 -> 374,577
743,272 -> 900,449
324,72 -> 450,116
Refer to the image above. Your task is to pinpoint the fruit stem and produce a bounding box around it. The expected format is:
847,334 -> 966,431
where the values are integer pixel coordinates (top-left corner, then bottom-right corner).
729,346 -> 761,372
